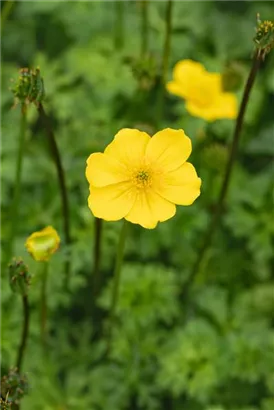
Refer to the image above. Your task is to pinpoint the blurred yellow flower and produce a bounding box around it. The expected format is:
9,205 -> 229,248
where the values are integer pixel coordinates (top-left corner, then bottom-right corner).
167,60 -> 238,122
25,226 -> 60,261
86,128 -> 201,229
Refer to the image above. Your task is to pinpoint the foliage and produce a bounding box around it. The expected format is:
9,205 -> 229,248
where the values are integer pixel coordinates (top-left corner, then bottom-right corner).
1,1 -> 274,409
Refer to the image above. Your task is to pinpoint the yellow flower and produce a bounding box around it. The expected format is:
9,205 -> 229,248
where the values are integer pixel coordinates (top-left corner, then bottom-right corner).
86,128 -> 201,229
25,226 -> 60,261
167,60 -> 237,122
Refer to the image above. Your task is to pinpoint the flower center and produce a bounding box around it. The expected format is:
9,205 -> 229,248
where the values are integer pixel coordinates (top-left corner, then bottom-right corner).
133,169 -> 152,189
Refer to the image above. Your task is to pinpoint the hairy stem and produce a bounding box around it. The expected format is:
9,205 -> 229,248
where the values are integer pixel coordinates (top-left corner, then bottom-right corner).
37,103 -> 71,284
8,104 -> 27,260
141,0 -> 149,57
16,294 -> 30,372
40,262 -> 48,348
93,217 -> 103,298
156,0 -> 173,124
183,49 -> 262,296
162,0 -> 173,86
107,220 -> 128,352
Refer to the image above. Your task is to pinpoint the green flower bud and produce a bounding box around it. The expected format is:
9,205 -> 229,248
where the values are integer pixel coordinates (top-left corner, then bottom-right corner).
203,143 -> 228,173
11,67 -> 45,108
8,258 -> 31,296
254,14 -> 274,59
131,54 -> 158,90
0,368 -> 28,407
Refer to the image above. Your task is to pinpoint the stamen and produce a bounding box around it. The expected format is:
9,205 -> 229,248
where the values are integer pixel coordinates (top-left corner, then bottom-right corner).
132,169 -> 152,188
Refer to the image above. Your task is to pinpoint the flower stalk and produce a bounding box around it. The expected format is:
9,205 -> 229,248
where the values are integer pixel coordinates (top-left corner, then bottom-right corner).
183,48 -> 263,296
40,262 -> 49,348
140,0 -> 149,58
8,258 -> 31,373
8,104 -> 27,260
162,0 -> 173,86
37,103 -> 71,285
16,294 -> 30,372
157,0 -> 173,124
93,217 -> 103,298
114,1 -> 125,50
107,220 -> 128,352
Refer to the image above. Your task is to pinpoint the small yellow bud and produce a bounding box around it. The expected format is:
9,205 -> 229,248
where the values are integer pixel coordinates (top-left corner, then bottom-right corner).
25,226 -> 60,262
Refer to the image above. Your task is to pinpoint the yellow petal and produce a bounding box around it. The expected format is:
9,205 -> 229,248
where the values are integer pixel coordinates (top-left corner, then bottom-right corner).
186,91 -> 237,122
167,59 -> 223,107
88,182 -> 136,221
156,162 -> 202,205
172,60 -> 206,99
86,152 -> 129,187
125,189 -> 176,229
173,60 -> 206,88
145,128 -> 192,172
104,128 -> 151,168
209,92 -> 238,120
25,226 -> 60,262
185,100 -> 218,122
166,80 -> 188,99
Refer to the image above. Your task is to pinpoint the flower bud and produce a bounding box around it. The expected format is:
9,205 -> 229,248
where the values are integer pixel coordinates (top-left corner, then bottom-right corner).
25,226 -> 60,262
0,368 -> 28,407
11,67 -> 45,108
0,399 -> 11,409
131,54 -> 158,90
8,258 -> 31,296
254,15 -> 274,59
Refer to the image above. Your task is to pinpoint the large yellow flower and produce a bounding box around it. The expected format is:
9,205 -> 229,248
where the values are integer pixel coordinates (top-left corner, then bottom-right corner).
25,226 -> 60,261
167,60 -> 237,122
86,128 -> 201,229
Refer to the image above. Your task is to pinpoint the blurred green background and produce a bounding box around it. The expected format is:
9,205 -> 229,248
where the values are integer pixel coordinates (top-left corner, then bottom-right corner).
1,1 -> 274,409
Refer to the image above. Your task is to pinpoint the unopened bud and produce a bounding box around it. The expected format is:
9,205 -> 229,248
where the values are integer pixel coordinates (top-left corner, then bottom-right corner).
254,15 -> 274,59
11,67 -> 45,108
0,398 -> 12,409
25,226 -> 60,262
8,258 -> 31,296
131,54 -> 158,90
0,368 -> 28,407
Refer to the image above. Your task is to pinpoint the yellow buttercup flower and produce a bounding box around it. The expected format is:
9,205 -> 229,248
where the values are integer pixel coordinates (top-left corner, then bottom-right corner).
25,226 -> 60,261
167,60 -> 237,122
86,128 -> 201,229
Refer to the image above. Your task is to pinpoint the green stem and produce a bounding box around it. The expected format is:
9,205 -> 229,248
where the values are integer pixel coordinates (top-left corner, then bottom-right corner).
1,0 -> 15,31
183,49 -> 262,297
8,104 -> 27,260
93,217 -> 103,298
141,0 -> 149,58
114,1 -> 125,50
37,103 -> 71,285
40,262 -> 49,348
107,220 -> 128,351
16,294 -> 30,372
162,0 -> 173,86
156,0 -> 173,125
